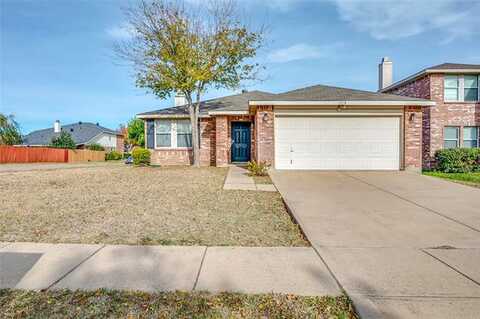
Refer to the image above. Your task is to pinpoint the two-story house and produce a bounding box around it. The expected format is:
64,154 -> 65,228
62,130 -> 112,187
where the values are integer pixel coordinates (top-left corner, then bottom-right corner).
379,59 -> 480,168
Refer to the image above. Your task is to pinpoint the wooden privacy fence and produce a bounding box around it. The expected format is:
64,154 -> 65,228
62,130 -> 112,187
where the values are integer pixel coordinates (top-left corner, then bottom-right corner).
0,146 -> 105,164
67,149 -> 105,163
0,146 -> 68,163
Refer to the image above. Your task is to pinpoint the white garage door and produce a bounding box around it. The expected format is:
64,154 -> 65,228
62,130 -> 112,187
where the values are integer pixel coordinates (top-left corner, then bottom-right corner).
275,116 -> 400,170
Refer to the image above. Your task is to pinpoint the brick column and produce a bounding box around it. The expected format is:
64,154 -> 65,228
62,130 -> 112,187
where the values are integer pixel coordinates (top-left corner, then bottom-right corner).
404,105 -> 423,171
255,105 -> 274,165
215,116 -> 229,166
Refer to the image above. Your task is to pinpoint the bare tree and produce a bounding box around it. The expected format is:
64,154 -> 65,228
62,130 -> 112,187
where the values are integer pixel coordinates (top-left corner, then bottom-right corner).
115,0 -> 264,166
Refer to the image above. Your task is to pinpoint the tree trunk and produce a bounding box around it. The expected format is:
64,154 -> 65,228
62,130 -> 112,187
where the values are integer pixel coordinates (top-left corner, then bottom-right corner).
188,93 -> 201,167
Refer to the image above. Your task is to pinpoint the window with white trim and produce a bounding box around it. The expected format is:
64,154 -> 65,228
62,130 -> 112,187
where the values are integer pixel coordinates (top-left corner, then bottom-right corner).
155,119 -> 192,148
464,76 -> 479,102
444,75 -> 459,101
444,75 -> 480,102
463,127 -> 479,148
444,126 -> 459,149
176,119 -> 192,147
155,120 -> 172,147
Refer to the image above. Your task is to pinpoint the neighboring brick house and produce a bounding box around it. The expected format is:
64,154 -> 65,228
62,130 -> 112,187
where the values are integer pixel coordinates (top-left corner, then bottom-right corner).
380,62 -> 480,168
138,85 -> 433,171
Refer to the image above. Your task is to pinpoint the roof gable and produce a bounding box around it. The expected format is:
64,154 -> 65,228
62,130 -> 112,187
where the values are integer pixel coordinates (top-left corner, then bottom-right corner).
381,63 -> 480,92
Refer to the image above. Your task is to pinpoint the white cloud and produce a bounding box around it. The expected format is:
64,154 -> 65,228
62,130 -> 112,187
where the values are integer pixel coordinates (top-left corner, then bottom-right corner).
331,0 -> 480,42
267,43 -> 344,63
106,23 -> 135,39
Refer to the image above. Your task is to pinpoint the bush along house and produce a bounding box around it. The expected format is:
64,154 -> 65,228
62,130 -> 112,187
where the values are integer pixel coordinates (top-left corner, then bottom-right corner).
137,82 -> 434,171
379,59 -> 480,169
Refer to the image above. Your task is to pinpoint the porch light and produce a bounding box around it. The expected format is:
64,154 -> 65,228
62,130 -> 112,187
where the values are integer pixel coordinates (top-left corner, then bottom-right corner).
409,113 -> 415,122
262,113 -> 269,122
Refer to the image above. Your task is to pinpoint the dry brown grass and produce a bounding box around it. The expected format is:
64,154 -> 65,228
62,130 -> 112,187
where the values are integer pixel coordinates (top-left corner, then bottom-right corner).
0,166 -> 307,246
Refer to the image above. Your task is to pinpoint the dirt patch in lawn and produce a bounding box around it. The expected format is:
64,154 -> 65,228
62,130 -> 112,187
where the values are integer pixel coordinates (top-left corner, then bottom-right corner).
0,289 -> 357,319
0,166 -> 307,246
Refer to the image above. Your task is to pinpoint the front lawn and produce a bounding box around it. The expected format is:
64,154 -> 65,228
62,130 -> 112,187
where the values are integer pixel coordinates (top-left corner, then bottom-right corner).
0,166 -> 307,246
0,289 -> 357,319
423,171 -> 480,188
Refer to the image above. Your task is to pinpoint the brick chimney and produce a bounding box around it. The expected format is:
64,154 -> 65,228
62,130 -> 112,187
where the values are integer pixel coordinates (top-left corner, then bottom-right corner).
378,57 -> 393,91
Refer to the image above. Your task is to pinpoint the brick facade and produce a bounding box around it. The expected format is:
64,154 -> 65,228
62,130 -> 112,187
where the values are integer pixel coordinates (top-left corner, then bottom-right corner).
386,73 -> 480,168
404,106 -> 423,170
215,116 -> 229,166
255,106 -> 275,165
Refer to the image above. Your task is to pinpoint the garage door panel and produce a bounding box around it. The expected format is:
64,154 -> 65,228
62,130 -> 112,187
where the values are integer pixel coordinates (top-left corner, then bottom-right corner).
275,116 -> 400,170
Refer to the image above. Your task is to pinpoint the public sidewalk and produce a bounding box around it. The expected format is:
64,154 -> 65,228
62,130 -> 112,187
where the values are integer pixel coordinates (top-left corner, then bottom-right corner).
223,165 -> 277,192
0,242 -> 340,296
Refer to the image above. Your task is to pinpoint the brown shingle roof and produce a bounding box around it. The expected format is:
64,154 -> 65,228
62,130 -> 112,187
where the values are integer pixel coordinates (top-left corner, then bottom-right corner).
137,90 -> 275,117
254,84 -> 429,102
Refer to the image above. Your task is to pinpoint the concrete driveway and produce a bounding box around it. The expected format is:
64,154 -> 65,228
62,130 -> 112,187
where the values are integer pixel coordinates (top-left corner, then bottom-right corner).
270,170 -> 480,319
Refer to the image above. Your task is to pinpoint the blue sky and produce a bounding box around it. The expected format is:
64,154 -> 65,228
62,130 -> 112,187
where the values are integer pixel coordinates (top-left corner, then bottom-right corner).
1,0 -> 479,134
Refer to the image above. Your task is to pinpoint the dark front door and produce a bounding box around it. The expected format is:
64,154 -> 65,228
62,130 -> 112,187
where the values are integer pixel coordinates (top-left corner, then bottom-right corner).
231,122 -> 251,162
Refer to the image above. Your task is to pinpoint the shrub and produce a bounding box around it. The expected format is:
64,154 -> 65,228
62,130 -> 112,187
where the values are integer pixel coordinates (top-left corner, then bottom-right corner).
105,150 -> 122,160
246,161 -> 270,176
434,148 -> 480,173
123,152 -> 131,159
50,131 -> 76,149
132,147 -> 150,165
87,143 -> 105,151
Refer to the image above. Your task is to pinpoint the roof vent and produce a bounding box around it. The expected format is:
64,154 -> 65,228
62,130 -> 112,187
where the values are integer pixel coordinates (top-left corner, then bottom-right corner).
96,122 -> 99,126
70,128 -> 74,132
241,89 -> 248,94
78,121 -> 82,125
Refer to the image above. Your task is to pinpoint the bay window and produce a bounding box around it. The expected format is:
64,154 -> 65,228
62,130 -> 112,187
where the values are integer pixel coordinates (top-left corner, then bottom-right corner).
155,119 -> 192,148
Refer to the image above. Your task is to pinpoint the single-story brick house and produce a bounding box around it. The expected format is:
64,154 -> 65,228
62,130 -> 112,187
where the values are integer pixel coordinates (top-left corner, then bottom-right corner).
23,121 -> 124,152
379,60 -> 480,169
138,84 -> 435,171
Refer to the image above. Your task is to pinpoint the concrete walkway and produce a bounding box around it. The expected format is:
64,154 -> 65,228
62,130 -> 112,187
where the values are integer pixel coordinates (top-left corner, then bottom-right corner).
223,166 -> 276,192
270,170 -> 480,319
0,242 -> 340,296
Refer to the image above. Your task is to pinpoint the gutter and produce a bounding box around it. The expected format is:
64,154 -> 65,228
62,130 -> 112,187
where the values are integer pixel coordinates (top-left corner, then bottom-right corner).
136,114 -> 210,119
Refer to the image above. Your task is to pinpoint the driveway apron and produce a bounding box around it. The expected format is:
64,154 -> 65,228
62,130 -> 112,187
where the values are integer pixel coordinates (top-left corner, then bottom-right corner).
270,170 -> 480,319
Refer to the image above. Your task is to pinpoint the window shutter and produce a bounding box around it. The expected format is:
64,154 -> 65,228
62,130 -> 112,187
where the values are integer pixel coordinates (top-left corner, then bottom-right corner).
146,120 -> 155,149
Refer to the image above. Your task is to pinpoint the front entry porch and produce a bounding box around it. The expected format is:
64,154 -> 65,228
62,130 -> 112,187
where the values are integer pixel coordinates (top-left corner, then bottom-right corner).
215,115 -> 255,167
